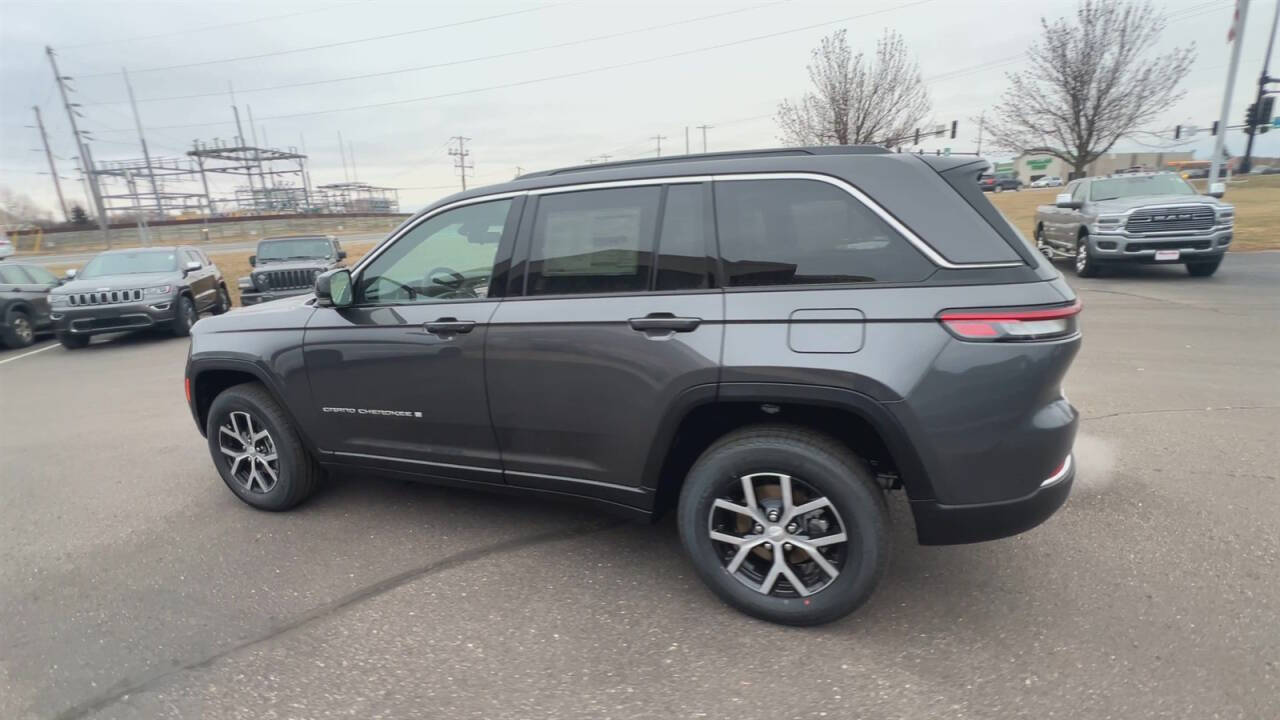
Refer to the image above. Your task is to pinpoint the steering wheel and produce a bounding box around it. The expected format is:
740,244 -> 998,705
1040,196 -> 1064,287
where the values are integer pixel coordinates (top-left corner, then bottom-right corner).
425,266 -> 468,293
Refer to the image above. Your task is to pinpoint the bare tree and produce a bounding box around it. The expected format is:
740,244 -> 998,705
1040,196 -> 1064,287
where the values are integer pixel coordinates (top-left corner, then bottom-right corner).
984,1 -> 1194,177
0,186 -> 53,226
776,29 -> 930,147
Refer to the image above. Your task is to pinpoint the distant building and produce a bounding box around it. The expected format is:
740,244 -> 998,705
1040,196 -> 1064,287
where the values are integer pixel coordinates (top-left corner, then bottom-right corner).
1012,151 -> 1196,181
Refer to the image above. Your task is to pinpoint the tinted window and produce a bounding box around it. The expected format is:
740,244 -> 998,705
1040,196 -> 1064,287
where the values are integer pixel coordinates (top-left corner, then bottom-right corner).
258,237 -> 334,261
359,199 -> 510,304
714,179 -> 932,287
184,250 -> 202,266
81,250 -> 178,278
527,187 -> 660,296
22,265 -> 56,284
655,184 -> 709,291
1090,174 -> 1194,200
1072,183 -> 1087,202
0,265 -> 31,284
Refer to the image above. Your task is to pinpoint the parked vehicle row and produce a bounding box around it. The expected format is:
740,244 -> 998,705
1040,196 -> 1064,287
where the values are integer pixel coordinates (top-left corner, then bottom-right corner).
185,147 -> 1081,626
1033,171 -> 1233,277
238,235 -> 347,305
1030,176 -> 1063,188
979,171 -> 1022,192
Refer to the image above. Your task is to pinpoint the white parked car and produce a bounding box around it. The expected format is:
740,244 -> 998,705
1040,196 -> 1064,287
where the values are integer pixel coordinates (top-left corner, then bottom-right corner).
0,235 -> 15,261
1030,176 -> 1063,188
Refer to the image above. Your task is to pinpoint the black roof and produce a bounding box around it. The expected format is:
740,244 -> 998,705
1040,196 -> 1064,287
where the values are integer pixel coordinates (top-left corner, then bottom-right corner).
518,145 -> 892,179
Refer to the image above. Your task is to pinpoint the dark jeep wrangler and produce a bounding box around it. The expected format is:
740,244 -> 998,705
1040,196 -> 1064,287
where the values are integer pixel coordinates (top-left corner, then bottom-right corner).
186,147 -> 1081,625
238,235 -> 346,306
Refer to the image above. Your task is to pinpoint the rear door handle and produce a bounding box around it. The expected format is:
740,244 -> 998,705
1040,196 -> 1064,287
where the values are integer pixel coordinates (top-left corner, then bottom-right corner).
628,314 -> 702,332
425,317 -> 476,335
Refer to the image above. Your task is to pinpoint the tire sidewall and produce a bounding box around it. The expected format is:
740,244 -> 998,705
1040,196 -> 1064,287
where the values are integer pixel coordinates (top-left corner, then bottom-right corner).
678,439 -> 887,625
4,310 -> 34,348
172,295 -> 196,336
1075,234 -> 1099,277
205,390 -> 303,511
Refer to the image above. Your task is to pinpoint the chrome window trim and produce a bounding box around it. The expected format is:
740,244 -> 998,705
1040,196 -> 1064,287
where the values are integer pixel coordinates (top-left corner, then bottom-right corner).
352,172 -> 1024,277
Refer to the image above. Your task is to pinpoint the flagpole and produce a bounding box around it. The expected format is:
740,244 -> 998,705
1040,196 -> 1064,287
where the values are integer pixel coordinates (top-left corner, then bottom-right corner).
1209,0 -> 1250,186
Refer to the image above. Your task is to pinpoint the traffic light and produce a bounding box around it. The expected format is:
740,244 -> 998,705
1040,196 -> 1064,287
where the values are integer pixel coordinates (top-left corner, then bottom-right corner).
1259,95 -> 1275,134
914,128 -> 920,144
1244,103 -> 1257,135
950,120 -> 958,139
1212,120 -> 1220,136
1174,125 -> 1182,139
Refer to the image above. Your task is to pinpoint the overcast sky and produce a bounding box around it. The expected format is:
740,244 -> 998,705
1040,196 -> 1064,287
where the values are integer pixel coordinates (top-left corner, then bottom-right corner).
2,0 -> 1278,216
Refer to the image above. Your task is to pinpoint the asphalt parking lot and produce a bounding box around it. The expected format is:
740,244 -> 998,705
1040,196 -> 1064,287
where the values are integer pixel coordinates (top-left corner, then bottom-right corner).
2,255 -> 1277,720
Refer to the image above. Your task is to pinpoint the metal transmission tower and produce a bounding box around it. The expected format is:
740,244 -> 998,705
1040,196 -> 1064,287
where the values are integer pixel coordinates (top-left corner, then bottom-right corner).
449,136 -> 473,191
46,45 -> 110,246
30,106 -> 69,221
651,134 -> 668,157
121,68 -> 164,218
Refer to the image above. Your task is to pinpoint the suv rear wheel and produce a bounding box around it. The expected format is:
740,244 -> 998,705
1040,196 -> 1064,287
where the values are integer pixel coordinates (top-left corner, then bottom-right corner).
206,383 -> 321,511
2,309 -> 35,348
171,295 -> 197,337
677,425 -> 889,626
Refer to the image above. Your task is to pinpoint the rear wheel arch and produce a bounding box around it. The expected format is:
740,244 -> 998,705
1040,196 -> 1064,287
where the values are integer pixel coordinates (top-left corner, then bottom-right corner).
645,385 -> 935,516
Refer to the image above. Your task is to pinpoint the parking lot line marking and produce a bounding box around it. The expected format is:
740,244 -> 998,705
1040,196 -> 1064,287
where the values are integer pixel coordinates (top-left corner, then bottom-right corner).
0,342 -> 58,366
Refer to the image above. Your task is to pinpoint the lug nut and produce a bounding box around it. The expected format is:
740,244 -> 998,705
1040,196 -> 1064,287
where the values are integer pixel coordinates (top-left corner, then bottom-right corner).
767,510 -> 780,522
753,524 -> 764,534
783,542 -> 793,552
785,523 -> 798,534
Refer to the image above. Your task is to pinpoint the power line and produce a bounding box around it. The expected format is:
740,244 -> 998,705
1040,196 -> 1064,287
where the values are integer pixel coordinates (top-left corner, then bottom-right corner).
92,0 -> 943,133
60,1 -> 371,50
85,1 -> 788,107
75,3 -> 573,78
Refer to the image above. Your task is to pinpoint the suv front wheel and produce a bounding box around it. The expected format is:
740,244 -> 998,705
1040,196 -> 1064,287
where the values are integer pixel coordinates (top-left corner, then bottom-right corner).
206,383 -> 321,511
677,425 -> 889,626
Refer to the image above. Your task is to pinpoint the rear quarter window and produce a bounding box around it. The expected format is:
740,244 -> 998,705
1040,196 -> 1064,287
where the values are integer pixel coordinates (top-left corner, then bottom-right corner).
714,179 -> 933,287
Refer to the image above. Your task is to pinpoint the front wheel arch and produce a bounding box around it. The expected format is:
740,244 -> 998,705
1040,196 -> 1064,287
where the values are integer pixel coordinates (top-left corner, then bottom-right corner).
189,362 -> 323,457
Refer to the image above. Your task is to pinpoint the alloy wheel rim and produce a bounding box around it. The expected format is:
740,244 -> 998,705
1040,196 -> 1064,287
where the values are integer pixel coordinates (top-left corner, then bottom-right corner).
1076,241 -> 1088,272
707,472 -> 848,598
217,410 -> 279,493
14,316 -> 32,342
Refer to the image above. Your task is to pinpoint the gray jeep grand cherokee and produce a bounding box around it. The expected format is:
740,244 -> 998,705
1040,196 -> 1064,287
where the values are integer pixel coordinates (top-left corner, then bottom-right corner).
185,147 -> 1081,625
52,246 -> 229,348
239,235 -> 347,306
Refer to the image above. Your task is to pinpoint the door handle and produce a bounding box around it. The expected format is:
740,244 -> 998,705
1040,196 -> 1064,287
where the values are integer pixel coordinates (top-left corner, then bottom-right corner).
425,317 -> 476,335
628,314 -> 702,332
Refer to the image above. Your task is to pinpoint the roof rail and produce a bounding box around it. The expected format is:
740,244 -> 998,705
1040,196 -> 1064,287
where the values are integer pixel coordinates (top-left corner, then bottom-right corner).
519,145 -> 892,179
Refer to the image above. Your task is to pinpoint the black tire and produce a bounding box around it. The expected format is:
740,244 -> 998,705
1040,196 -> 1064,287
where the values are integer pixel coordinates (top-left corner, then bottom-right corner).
1074,233 -> 1100,277
2,310 -> 35,349
212,285 -> 231,315
57,332 -> 89,349
1186,257 -> 1222,277
171,295 -> 197,337
205,382 -> 321,511
677,425 -> 889,626
1034,225 -> 1054,261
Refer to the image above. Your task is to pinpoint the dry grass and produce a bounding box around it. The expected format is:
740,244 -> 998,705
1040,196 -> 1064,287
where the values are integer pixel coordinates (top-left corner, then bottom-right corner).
988,173 -> 1280,251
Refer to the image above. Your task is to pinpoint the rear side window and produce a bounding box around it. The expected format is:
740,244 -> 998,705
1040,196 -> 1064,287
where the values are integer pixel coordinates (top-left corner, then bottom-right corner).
23,265 -> 56,283
655,184 -> 710,291
527,187 -> 660,296
714,179 -> 932,287
0,265 -> 31,283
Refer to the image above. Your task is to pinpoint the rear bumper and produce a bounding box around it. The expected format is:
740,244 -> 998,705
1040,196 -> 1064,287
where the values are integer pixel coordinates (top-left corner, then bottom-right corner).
911,455 -> 1074,545
52,299 -> 177,335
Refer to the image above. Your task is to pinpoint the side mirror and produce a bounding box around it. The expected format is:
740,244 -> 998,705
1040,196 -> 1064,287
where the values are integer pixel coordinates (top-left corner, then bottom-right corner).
1055,193 -> 1081,209
183,260 -> 202,275
248,255 -> 256,267
64,268 -> 78,279
315,268 -> 353,308
337,250 -> 348,260
1207,182 -> 1226,199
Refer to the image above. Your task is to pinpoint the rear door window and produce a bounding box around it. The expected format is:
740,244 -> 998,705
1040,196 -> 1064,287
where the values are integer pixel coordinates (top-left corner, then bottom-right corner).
654,184 -> 710,291
714,179 -> 932,287
526,186 -> 660,296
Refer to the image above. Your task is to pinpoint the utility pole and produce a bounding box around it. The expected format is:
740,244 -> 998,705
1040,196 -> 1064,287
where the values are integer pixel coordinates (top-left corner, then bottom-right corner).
975,110 -> 986,156
514,165 -> 524,179
1211,0 -> 1251,186
348,140 -> 358,182
122,68 -> 164,218
696,125 -> 712,153
685,126 -> 690,154
300,132 -> 313,211
1241,0 -> 1279,173
651,134 -> 668,157
31,106 -> 69,221
46,45 -> 110,246
247,105 -> 268,210
448,136 -> 473,191
338,131 -> 349,183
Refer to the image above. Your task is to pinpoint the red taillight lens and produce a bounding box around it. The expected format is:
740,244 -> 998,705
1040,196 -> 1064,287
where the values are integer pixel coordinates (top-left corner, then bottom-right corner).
939,299 -> 1081,342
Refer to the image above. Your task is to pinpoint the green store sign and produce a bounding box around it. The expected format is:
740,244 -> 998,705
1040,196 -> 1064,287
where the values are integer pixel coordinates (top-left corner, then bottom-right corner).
1026,157 -> 1053,171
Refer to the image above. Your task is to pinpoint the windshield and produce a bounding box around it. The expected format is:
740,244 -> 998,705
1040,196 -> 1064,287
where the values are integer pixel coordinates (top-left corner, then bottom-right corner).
80,250 -> 178,278
1090,175 -> 1195,201
257,237 -> 332,261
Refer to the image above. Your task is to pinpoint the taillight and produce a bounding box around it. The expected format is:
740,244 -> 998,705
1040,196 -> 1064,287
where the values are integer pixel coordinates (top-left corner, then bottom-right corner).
939,299 -> 1081,342
184,377 -> 192,405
